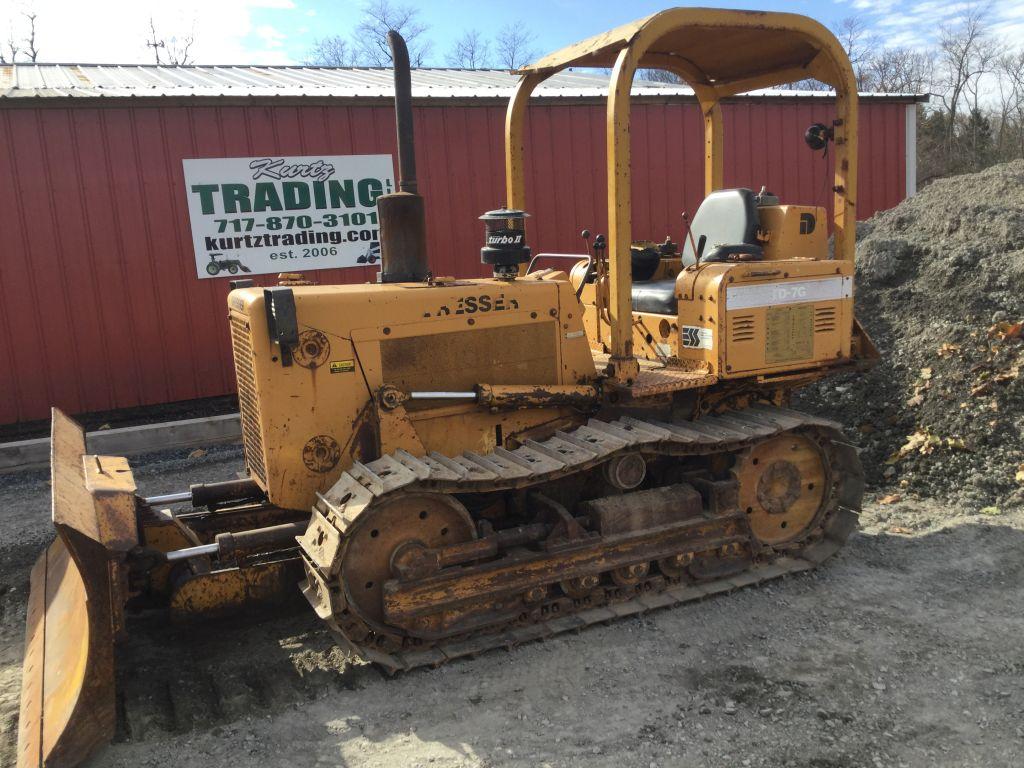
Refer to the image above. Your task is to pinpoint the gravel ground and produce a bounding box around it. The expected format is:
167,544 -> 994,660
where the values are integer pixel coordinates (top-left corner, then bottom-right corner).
2,444 -> 1023,768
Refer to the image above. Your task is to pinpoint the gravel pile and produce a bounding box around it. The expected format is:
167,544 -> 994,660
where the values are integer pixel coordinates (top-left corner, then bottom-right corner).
794,160 -> 1024,511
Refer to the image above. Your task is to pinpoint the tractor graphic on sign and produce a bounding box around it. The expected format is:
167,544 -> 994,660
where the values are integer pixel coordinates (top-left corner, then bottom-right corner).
357,241 -> 380,264
206,253 -> 252,276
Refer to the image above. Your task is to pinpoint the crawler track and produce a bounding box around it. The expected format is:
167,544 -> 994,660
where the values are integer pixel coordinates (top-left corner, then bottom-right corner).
299,405 -> 863,672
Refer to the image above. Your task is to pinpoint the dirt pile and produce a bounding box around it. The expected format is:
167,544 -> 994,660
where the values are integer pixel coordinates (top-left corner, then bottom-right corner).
795,160 -> 1024,511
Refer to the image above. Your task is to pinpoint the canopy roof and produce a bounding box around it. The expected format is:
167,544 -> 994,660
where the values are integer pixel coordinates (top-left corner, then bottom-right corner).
523,8 -> 853,95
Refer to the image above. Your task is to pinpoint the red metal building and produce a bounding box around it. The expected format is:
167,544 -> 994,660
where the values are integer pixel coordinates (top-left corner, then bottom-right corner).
0,65 -> 923,425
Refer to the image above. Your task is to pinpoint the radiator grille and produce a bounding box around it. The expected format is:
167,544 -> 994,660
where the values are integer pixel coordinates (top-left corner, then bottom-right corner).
814,306 -> 838,334
230,314 -> 267,487
730,314 -> 756,343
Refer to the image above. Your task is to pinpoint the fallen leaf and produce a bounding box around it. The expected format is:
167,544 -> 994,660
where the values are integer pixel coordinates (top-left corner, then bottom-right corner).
97,423 -> 111,431
970,381 -> 992,397
879,494 -> 902,504
993,365 -> 1020,384
906,394 -> 924,407
188,448 -> 207,459
889,526 -> 913,535
887,431 -> 930,463
937,343 -> 960,357
979,506 -> 1002,516
987,321 -> 1024,342
1015,464 -> 1024,484
887,429 -> 966,463
919,367 -> 933,380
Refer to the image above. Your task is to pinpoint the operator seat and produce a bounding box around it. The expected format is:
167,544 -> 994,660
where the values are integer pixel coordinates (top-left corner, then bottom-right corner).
630,188 -> 763,315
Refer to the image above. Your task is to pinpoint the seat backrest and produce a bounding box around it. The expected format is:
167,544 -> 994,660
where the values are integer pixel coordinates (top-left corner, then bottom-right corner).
681,188 -> 760,266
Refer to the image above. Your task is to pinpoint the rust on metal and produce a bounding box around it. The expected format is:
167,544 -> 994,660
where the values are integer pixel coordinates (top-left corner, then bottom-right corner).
213,521 -> 307,560
476,383 -> 599,410
169,558 -> 306,620
735,432 -> 828,545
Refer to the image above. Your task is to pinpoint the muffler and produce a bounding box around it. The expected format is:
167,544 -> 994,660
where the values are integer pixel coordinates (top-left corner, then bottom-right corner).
377,30 -> 429,283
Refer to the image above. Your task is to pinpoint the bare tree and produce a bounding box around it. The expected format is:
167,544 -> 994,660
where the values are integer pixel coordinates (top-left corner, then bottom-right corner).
936,7 -> 993,148
146,17 -> 161,63
146,17 -> 195,65
867,47 -> 934,93
784,16 -> 876,92
2,31 -> 18,64
446,29 -> 491,68
307,36 -> 357,67
22,12 -> 37,62
353,0 -> 431,66
833,15 -> 879,91
1,11 -> 41,64
166,33 -> 195,65
995,51 -> 1024,158
963,35 -> 1001,115
494,23 -> 536,70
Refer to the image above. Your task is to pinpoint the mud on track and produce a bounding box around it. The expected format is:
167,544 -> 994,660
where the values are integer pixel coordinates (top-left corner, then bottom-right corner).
1,443 -> 1023,767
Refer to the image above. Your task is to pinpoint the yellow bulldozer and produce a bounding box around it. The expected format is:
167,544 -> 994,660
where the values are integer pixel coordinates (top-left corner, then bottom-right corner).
18,8 -> 876,767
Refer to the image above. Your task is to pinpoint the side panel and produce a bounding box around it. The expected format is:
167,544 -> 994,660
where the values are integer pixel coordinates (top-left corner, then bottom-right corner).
677,261 -> 854,377
230,278 -> 595,511
229,292 -> 372,512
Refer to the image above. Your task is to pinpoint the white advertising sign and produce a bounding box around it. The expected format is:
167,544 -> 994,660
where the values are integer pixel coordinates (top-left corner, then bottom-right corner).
183,154 -> 394,278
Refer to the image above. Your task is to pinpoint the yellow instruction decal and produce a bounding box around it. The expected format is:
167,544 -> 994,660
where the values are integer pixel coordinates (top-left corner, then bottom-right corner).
765,305 -> 813,363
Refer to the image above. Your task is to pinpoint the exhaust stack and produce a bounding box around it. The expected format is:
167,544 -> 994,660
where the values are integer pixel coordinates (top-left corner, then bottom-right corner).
377,30 -> 429,283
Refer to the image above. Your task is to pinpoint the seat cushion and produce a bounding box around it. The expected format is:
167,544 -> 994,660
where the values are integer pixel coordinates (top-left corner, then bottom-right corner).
681,188 -> 759,265
631,279 -> 677,314
630,245 -> 661,282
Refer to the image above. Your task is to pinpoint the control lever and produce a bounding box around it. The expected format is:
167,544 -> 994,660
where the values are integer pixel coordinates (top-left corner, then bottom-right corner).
681,212 -> 700,267
576,229 -> 595,300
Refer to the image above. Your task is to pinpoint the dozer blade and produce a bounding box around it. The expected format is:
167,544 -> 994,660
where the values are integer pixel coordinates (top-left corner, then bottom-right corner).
18,409 -> 138,768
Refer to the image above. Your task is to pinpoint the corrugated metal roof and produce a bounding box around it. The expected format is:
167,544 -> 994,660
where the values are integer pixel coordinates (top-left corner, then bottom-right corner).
0,63 -> 926,101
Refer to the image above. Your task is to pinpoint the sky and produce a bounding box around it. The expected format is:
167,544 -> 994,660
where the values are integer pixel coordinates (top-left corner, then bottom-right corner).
1,0 -> 1022,66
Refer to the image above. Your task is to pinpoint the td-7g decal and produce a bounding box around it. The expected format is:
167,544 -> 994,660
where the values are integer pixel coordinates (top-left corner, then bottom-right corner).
435,294 -> 520,316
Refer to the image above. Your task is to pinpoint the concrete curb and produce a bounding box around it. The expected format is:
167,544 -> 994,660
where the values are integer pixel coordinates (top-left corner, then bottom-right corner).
0,413 -> 242,473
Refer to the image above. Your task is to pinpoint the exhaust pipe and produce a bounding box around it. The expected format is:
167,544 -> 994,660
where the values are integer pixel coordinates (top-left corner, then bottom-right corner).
377,30 -> 429,283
